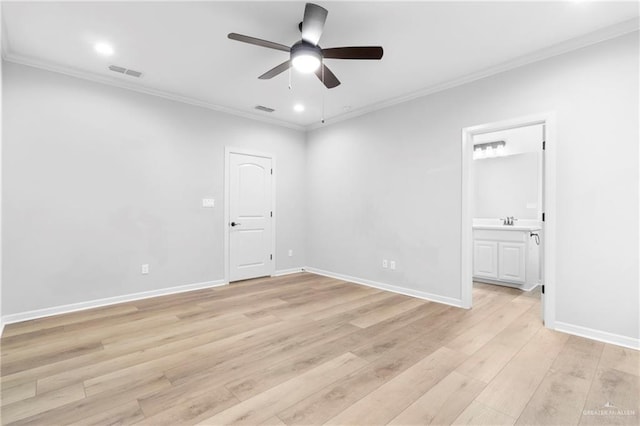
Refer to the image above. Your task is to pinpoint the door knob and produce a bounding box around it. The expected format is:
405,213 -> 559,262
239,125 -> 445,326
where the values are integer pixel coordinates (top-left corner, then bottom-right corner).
231,221 -> 241,227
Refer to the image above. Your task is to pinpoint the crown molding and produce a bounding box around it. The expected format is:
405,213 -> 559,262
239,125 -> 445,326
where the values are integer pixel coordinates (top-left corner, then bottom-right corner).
1,51 -> 306,132
308,17 -> 640,131
2,17 -> 637,132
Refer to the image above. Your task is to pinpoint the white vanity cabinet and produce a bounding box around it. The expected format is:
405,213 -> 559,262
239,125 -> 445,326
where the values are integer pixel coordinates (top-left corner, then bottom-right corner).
473,240 -> 498,279
498,242 -> 526,283
473,226 -> 540,290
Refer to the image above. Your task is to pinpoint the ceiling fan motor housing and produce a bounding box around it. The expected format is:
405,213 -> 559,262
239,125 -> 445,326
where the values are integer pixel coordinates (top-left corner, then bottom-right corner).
290,40 -> 323,72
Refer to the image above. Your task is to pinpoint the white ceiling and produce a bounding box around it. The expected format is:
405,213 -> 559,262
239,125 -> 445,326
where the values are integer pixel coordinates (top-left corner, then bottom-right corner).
2,1 -> 638,129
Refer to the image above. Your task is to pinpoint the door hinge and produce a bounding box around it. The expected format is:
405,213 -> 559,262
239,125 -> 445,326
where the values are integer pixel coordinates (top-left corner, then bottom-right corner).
541,285 -> 545,294
542,140 -> 546,150
270,168 -> 273,175
542,212 -> 545,222
270,254 -> 273,260
270,211 -> 273,217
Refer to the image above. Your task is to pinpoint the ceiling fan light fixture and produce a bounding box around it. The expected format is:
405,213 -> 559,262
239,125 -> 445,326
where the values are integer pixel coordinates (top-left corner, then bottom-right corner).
292,53 -> 321,73
290,42 -> 322,73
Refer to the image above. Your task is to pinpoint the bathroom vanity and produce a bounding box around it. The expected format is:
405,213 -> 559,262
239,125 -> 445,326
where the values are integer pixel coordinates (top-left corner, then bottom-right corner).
473,221 -> 541,291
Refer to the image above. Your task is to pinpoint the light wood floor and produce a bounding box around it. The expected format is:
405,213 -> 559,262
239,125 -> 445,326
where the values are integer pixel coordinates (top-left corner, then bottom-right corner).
1,273 -> 638,425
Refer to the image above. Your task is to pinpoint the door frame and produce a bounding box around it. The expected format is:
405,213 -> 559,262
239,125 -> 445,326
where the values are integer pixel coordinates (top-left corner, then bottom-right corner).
460,112 -> 556,329
224,146 -> 276,284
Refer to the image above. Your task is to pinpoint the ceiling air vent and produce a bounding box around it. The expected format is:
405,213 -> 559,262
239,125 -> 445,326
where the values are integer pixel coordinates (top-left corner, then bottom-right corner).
108,65 -> 143,78
255,105 -> 275,113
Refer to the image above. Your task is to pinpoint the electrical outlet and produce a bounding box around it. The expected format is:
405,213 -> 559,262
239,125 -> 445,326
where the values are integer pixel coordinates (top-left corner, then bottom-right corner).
382,259 -> 388,268
390,261 -> 396,270
288,249 -> 293,257
141,264 -> 149,274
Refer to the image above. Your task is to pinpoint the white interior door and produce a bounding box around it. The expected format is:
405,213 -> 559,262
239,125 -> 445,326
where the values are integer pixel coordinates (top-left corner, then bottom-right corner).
229,152 -> 273,282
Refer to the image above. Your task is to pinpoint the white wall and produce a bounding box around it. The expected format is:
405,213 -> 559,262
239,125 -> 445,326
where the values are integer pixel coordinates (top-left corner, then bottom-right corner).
2,61 -> 306,316
474,152 -> 540,220
2,32 -> 638,346
306,33 -> 639,342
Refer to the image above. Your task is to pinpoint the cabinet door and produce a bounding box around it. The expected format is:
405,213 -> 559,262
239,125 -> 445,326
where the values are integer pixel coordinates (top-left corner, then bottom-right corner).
474,240 -> 498,279
498,242 -> 526,283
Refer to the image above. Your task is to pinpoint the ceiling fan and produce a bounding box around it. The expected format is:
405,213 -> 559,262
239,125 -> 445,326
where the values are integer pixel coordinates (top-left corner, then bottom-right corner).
228,2 -> 383,89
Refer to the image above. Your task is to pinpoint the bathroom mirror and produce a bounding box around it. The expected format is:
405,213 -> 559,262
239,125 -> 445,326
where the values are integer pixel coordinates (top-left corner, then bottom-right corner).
472,124 -> 543,220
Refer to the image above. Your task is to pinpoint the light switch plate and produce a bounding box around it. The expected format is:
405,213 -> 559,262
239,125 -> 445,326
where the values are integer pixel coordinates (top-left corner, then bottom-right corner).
390,261 -> 396,270
202,198 -> 215,208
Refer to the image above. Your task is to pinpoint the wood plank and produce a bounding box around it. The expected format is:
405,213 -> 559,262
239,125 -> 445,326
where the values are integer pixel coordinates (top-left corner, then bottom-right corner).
475,327 -> 569,418
517,369 -> 592,425
516,334 -> 603,425
388,371 -> 486,425
445,297 -> 536,355
0,380 -> 36,406
304,291 -> 391,321
277,341 -> 439,425
2,341 -> 104,376
349,297 -> 427,328
323,347 -> 468,425
598,344 -> 640,377
580,368 -> 640,425
196,352 -> 369,425
452,400 -> 516,425
261,416 -> 288,426
1,304 -> 138,338
68,400 -> 145,426
37,315 -> 282,394
11,375 -> 172,425
455,305 -> 543,383
1,383 -> 86,424
137,385 -> 239,425
164,317 -> 356,386
550,335 -> 604,380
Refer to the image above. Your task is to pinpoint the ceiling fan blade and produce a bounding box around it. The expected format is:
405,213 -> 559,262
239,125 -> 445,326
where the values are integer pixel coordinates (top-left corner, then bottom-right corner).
228,33 -> 290,52
322,46 -> 384,60
315,64 -> 340,89
258,60 -> 292,79
301,3 -> 328,46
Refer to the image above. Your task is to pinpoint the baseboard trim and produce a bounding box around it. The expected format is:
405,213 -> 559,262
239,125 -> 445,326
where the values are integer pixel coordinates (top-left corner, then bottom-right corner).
273,267 -> 306,277
305,267 -> 464,308
554,321 -> 639,351
474,278 -> 539,292
1,279 -> 228,326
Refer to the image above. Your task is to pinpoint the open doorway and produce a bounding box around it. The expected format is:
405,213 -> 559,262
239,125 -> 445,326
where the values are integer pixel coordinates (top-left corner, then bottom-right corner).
461,113 -> 556,328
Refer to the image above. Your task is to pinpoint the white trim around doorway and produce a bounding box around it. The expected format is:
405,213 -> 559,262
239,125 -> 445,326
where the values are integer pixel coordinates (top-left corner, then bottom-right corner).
461,112 -> 557,329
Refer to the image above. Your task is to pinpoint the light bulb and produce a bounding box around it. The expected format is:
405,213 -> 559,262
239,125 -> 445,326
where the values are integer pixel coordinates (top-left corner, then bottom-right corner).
292,54 -> 321,73
94,42 -> 114,56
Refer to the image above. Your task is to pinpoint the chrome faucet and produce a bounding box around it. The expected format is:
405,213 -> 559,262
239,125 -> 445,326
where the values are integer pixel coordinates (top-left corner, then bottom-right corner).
502,216 -> 518,226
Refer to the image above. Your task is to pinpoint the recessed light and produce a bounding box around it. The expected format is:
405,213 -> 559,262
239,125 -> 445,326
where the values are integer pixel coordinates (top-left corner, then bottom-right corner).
94,42 -> 114,56
293,104 -> 305,112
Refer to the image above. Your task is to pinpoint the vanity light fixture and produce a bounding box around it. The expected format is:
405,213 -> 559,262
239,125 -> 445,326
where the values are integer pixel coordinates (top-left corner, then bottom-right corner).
473,140 -> 506,159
